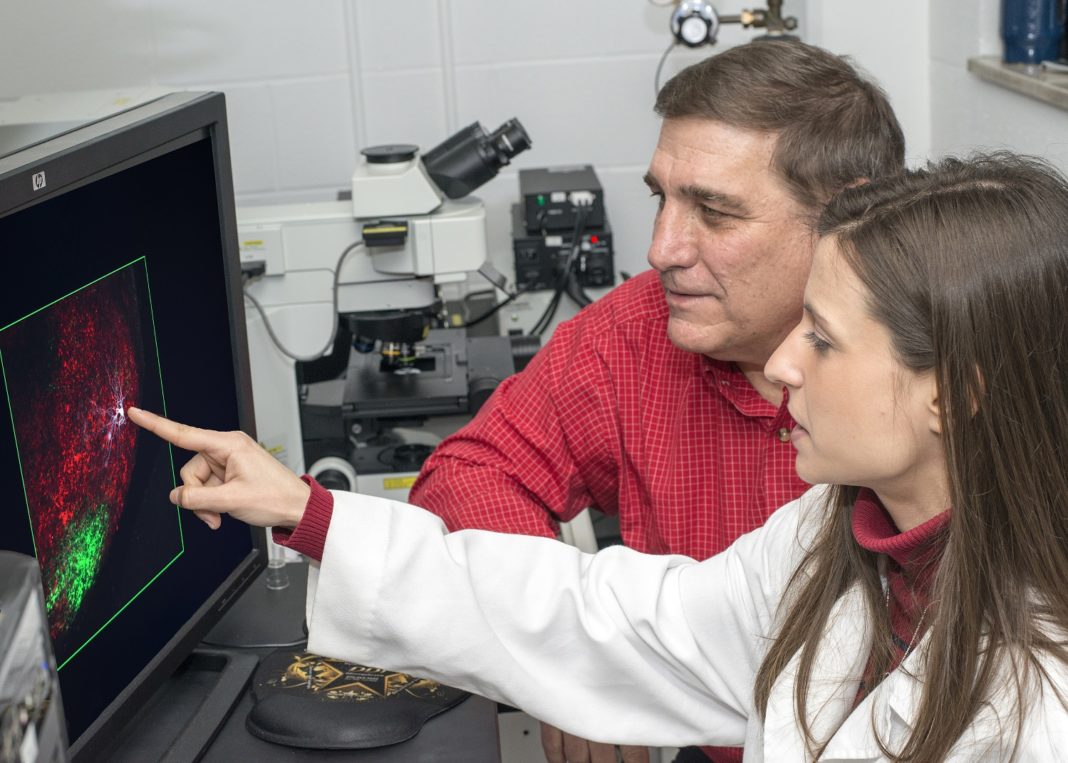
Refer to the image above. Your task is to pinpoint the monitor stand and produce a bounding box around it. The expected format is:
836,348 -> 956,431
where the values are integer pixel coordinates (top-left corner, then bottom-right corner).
98,648 -> 259,762
161,649 -> 260,762
96,563 -> 307,762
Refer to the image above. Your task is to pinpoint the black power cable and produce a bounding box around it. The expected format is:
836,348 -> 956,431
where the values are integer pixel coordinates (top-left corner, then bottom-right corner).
530,204 -> 591,336
463,202 -> 594,335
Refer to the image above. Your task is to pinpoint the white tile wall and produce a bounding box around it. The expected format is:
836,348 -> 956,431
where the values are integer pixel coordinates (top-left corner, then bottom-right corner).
353,0 -> 443,72
804,0 -> 931,165
454,57 -> 663,168
150,0 -> 350,85
0,1 -> 155,96
272,76 -> 358,191
0,0 -> 953,315
930,0 -> 984,66
221,84 -> 278,196
448,0 -> 677,63
361,69 -> 449,149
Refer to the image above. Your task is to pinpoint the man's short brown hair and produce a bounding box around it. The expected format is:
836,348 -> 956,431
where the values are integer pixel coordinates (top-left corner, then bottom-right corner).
655,39 -> 905,209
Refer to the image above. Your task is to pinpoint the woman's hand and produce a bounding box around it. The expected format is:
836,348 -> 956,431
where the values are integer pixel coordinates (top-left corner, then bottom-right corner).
127,407 -> 310,530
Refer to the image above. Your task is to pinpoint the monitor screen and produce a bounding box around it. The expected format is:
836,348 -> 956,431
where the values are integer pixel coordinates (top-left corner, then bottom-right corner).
0,92 -> 265,758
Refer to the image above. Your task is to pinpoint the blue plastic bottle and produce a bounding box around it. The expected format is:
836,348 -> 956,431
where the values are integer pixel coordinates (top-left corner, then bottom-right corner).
1001,0 -> 1064,64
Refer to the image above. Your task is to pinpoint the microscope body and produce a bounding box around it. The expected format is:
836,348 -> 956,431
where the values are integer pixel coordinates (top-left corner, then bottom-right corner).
238,122 -> 530,499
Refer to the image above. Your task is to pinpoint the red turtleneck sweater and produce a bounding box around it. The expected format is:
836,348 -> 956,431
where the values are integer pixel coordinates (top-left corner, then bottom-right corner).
851,488 -> 950,703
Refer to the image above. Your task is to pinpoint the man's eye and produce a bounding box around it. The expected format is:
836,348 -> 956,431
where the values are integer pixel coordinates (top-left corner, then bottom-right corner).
649,191 -> 665,209
802,330 -> 832,354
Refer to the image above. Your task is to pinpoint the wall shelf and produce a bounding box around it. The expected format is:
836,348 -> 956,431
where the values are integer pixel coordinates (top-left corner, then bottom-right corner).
968,55 -> 1068,112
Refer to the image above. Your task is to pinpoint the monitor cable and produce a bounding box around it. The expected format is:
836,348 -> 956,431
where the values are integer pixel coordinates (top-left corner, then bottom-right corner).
242,240 -> 365,362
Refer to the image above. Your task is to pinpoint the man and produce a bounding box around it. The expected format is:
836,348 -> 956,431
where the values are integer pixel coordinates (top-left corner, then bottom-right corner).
408,39 -> 905,763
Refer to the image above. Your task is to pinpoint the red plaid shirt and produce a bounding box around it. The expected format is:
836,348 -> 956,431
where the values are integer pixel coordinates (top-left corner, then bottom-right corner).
412,269 -> 806,556
411,270 -> 809,761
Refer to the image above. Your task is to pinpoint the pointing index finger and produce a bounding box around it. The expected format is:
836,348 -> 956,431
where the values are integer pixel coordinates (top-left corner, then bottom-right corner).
127,407 -> 228,455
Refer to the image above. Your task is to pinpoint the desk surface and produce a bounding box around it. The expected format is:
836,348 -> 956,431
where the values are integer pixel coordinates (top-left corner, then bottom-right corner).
205,561 -> 501,761
110,561 -> 501,762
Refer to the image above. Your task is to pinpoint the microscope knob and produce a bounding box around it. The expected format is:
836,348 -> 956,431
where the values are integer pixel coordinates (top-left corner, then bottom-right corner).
390,444 -> 434,472
316,470 -> 351,491
469,376 -> 501,414
308,456 -> 358,493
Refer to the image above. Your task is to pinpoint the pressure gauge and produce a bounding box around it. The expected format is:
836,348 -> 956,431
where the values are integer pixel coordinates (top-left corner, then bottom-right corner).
671,0 -> 721,47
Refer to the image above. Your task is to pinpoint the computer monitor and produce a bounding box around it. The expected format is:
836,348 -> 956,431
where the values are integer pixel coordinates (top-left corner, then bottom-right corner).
0,91 -> 265,759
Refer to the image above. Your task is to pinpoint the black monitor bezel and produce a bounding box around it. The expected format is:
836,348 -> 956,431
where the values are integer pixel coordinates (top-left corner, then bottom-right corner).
0,91 -> 266,759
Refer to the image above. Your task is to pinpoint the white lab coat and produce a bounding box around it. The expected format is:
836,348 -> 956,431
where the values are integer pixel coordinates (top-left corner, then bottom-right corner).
303,487 -> 1068,761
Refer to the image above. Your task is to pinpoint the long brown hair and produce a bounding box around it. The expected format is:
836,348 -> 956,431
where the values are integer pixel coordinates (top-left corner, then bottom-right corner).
654,39 -> 904,209
753,153 -> 1068,760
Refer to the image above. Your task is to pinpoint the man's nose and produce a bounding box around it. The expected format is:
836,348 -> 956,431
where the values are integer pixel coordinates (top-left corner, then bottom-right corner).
647,202 -> 699,271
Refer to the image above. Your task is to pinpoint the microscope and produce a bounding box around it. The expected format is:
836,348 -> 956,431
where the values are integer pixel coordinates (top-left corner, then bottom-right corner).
238,120 -> 533,497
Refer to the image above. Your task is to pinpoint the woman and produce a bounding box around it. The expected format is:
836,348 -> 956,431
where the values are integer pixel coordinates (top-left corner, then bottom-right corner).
129,153 -> 1068,760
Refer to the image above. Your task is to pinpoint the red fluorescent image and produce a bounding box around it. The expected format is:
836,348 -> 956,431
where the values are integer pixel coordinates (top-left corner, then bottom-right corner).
0,259 -> 181,668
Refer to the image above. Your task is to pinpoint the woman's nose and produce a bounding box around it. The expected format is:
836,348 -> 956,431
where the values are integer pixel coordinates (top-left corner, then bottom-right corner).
765,324 -> 805,390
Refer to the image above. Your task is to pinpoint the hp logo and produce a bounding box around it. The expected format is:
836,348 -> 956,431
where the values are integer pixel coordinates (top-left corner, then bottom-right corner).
32,171 -> 46,191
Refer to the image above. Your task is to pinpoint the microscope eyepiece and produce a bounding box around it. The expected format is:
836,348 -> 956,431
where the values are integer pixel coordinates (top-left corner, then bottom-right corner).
488,119 -> 532,163
422,119 -> 531,199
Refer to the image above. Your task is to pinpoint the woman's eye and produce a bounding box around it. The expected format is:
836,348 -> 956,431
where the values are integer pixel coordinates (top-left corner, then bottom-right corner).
802,330 -> 832,354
